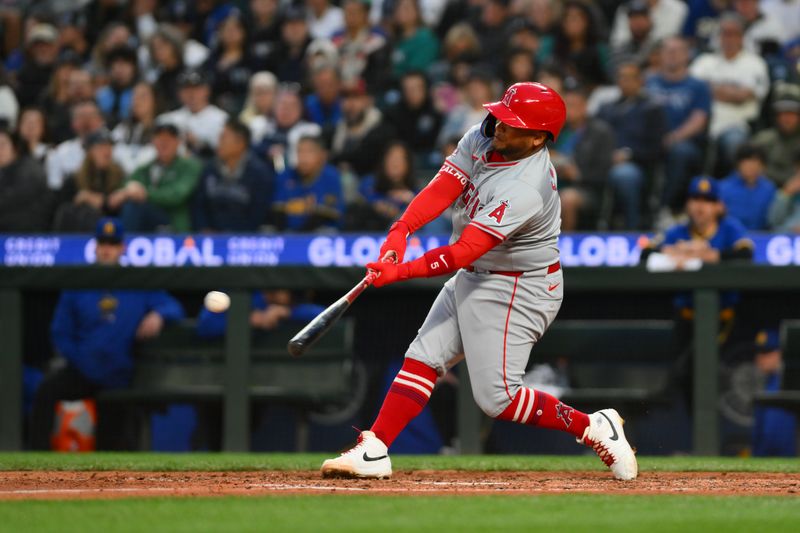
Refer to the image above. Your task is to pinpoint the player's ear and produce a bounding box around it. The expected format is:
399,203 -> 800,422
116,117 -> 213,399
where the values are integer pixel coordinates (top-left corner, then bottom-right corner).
531,131 -> 548,148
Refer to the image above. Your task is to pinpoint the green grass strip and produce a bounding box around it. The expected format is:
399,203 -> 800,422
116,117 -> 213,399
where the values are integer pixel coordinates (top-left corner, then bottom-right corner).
1,453 -> 799,473
1,495 -> 798,533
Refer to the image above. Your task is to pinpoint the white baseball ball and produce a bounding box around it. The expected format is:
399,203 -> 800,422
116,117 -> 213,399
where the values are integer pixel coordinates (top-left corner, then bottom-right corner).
204,291 -> 231,313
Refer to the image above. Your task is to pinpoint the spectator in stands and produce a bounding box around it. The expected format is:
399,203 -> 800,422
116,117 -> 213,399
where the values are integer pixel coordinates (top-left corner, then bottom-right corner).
48,68 -> 96,146
0,68 -> 17,130
192,119 -> 273,232
354,141 -> 417,230
16,24 -> 60,107
247,0 -> 283,68
45,100 -> 106,191
147,25 -> 186,111
205,12 -> 252,115
304,64 -> 343,138
90,22 -> 133,79
37,52 -> 82,145
611,0 -> 688,49
474,0 -> 513,70
332,0 -> 391,89
16,107 -> 50,164
537,0 -> 610,89
264,7 -> 312,84
306,0 -> 345,40
730,0 -> 785,55
30,218 -> 184,450
391,0 -> 440,79
752,82 -> 800,186
384,71 -> 442,160
252,85 -> 321,172
598,61 -> 667,230
239,71 -> 278,129
96,46 -> 139,129
502,47 -> 537,88
158,68 -> 228,158
437,70 -> 494,148
111,123 -> 201,232
330,79 -> 395,177
53,129 -> 126,232
273,135 -> 343,231
751,329 -> 797,457
690,14 -> 770,176
720,144 -> 776,231
551,86 -> 615,231
611,1 -> 658,71
196,289 -> 324,338
0,128 -> 50,232
646,36 -> 712,215
768,150 -> 800,232
111,82 -> 160,175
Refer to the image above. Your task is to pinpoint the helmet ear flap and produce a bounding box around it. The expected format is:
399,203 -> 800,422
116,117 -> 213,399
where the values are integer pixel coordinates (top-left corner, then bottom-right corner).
480,113 -> 497,138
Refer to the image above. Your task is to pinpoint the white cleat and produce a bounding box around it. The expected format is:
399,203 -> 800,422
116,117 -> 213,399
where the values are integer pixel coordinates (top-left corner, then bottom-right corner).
579,409 -> 638,481
321,431 -> 392,479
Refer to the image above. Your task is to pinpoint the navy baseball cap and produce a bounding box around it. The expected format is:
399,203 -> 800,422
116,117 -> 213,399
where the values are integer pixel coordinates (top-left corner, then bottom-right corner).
688,176 -> 720,201
755,329 -> 780,353
96,218 -> 124,244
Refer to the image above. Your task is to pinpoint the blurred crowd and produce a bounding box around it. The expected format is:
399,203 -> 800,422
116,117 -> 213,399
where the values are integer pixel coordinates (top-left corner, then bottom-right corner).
0,0 -> 799,234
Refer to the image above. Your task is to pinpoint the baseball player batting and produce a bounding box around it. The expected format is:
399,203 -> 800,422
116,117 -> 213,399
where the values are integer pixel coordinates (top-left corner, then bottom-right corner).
321,82 -> 637,481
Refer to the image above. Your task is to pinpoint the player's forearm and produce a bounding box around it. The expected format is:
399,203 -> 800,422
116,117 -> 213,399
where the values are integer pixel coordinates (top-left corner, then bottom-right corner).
398,170 -> 464,234
395,225 -> 500,280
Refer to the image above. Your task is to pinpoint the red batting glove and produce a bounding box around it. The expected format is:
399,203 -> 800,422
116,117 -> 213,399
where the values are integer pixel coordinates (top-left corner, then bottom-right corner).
366,261 -> 411,288
378,221 -> 410,263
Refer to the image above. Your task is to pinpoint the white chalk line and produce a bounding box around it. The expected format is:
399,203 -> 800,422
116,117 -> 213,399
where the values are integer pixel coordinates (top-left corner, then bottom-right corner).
1,487 -> 174,495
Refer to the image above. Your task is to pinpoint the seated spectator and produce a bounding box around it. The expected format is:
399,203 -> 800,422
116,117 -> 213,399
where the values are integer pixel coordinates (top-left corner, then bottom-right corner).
437,71 -> 495,149
0,128 -> 50,232
239,71 -> 278,129
47,68 -> 96,146
247,0 -> 283,68
306,0 -> 345,40
111,123 -> 201,232
273,135 -> 343,231
54,129 -> 126,232
0,68 -> 18,129
330,79 -> 395,177
111,82 -> 160,175
37,52 -> 82,145
158,68 -> 229,158
502,47 -> 537,88
252,85 -> 321,172
551,86 -> 615,231
16,24 -> 60,108
332,0 -> 391,89
45,100 -> 106,191
752,82 -> 800,186
751,328 -> 798,457
391,0 -> 440,79
597,62 -> 667,230
30,218 -> 184,450
611,1 -> 658,71
537,0 -> 610,89
146,25 -> 186,112
475,0 -> 514,70
768,150 -> 800,232
384,71 -> 442,160
689,14 -> 770,176
95,46 -> 139,129
196,289 -> 324,338
646,36 -> 712,214
720,144 -> 776,231
611,0 -> 688,49
16,107 -> 50,164
729,0 -> 786,55
204,12 -> 253,115
304,64 -> 343,138
262,7 -> 312,84
354,141 -> 417,230
193,119 -> 274,232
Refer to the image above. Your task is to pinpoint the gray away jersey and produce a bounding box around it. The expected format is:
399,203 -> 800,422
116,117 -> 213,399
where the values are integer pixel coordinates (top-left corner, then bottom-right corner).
441,124 -> 561,271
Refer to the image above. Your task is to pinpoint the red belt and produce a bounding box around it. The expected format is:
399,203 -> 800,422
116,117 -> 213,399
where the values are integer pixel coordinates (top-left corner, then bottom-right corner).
465,261 -> 561,277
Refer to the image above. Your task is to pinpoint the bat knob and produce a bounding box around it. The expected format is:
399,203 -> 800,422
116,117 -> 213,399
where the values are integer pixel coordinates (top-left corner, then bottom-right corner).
287,340 -> 304,357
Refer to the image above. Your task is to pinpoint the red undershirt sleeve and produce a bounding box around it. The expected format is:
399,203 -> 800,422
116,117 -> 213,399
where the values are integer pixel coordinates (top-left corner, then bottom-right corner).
399,224 -> 502,280
396,170 -> 465,235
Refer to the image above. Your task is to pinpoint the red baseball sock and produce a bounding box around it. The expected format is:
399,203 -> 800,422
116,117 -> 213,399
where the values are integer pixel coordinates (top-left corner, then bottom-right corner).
496,387 -> 590,439
370,358 -> 438,447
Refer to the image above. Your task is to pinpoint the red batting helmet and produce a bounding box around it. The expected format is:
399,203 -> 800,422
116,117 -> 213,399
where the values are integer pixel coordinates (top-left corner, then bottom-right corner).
482,82 -> 567,141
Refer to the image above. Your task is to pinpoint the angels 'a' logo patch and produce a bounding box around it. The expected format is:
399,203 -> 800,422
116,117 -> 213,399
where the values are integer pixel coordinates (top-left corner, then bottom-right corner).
502,87 -> 517,107
488,201 -> 509,223
555,402 -> 573,428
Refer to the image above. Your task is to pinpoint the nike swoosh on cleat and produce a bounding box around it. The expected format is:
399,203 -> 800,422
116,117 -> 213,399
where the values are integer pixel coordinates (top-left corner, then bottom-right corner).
600,412 -> 619,441
362,452 -> 388,462
548,283 -> 560,291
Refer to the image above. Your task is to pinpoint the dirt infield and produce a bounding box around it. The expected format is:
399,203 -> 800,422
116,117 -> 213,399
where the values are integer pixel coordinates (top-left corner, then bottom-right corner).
1,470 -> 799,499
